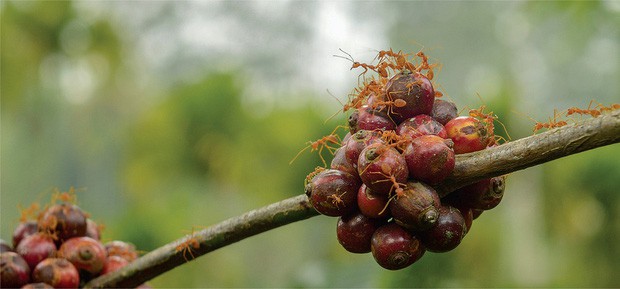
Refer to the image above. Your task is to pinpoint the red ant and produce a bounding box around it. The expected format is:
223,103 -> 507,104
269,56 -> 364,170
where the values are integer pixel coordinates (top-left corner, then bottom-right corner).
304,166 -> 326,186
566,100 -> 601,118
533,109 -> 568,133
334,49 -> 380,79
327,191 -> 348,209
18,202 -> 41,222
290,126 -> 345,167
51,187 -> 79,204
176,227 -> 201,262
595,102 -> 620,114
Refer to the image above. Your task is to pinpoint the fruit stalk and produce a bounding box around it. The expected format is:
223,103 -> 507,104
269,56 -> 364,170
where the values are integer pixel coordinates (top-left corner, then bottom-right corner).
84,109 -> 619,288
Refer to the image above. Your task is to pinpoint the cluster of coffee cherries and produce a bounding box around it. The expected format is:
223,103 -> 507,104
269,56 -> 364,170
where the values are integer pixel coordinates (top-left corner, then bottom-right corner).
304,49 -> 506,270
0,190 -> 146,288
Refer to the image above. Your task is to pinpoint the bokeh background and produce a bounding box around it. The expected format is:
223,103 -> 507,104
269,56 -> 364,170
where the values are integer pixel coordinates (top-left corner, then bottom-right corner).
2,1 -> 620,287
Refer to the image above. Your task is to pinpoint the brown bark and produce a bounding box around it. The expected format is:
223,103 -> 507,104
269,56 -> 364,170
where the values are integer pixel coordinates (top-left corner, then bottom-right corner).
85,110 -> 619,288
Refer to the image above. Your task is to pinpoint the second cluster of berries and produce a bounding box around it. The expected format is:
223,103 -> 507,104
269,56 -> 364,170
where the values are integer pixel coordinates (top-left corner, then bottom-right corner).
304,49 -> 506,270
0,190 -> 145,288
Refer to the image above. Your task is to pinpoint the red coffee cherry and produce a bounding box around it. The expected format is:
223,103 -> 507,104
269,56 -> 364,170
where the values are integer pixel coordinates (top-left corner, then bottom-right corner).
396,114 -> 447,140
12,221 -> 38,249
403,135 -> 455,184
357,184 -> 390,219
389,181 -> 441,231
15,233 -> 57,270
1,251 -> 31,288
305,169 -> 361,217
385,71 -> 435,123
418,205 -> 467,253
105,240 -> 139,262
357,143 -> 408,196
431,99 -> 458,125
100,255 -> 130,275
32,258 -> 80,289
38,203 -> 87,244
58,236 -> 107,275
371,223 -> 425,270
336,212 -> 383,253
445,116 -> 493,154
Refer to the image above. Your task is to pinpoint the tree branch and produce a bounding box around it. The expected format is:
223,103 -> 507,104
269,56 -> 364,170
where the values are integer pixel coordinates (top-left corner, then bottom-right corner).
84,110 -> 619,288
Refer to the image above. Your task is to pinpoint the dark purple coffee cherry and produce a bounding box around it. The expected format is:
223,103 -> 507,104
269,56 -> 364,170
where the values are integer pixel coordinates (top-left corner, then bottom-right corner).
343,130 -> 382,170
389,181 -> 441,231
419,205 -> 467,253
371,223 -> 425,270
385,71 -> 435,123
357,143 -> 408,196
32,258 -> 80,289
403,135 -> 455,184
353,106 -> 396,132
1,251 -> 31,288
396,114 -> 447,140
12,220 -> 38,248
305,169 -> 361,217
15,233 -> 57,270
431,99 -> 458,125
38,203 -> 87,244
330,147 -> 358,177
336,211 -> 383,253
85,219 -> 101,241
357,184 -> 390,219
444,175 -> 506,210
58,236 -> 107,275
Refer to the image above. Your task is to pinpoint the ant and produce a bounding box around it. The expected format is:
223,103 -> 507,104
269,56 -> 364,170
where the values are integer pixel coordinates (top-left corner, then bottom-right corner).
566,100 -> 601,118
334,49 -> 379,79
290,126 -> 346,167
595,102 -> 620,114
371,168 -> 406,198
18,202 -> 41,222
305,166 -> 326,186
327,191 -> 348,209
533,109 -> 567,133
51,187 -> 79,204
176,227 -> 201,262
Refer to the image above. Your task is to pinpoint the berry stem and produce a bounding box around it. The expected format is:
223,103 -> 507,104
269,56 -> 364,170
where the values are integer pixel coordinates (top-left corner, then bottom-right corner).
84,109 -> 619,288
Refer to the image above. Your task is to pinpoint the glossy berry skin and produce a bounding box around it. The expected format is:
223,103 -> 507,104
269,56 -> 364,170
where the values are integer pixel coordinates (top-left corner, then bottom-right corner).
105,241 -> 139,262
38,203 -> 87,243
12,220 -> 38,248
100,255 -> 130,275
330,147 -> 358,177
58,236 -> 107,274
1,251 -> 31,288
336,212 -> 383,253
403,135 -> 455,184
32,258 -> 80,289
444,176 -> 506,210
431,99 -> 458,125
351,106 -> 396,132
357,143 -> 408,196
343,130 -> 382,170
445,116 -> 493,154
305,169 -> 361,217
357,184 -> 390,219
389,181 -> 441,231
371,223 -> 425,270
15,233 -> 57,270
396,114 -> 447,140
385,71 -> 435,123
419,206 -> 467,253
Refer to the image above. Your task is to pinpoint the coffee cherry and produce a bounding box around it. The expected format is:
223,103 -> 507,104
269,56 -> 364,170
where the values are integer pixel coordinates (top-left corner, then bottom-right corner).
418,206 -> 467,253
305,169 -> 361,217
32,258 -> 80,289
389,181 -> 441,231
371,223 -> 425,270
403,135 -> 455,184
105,240 -> 139,262
444,175 -> 506,210
445,116 -> 493,154
396,114 -> 447,140
353,106 -> 396,132
20,283 -> 54,289
100,255 -> 130,275
343,130 -> 382,170
58,236 -> 106,275
357,143 -> 408,196
1,251 -> 31,287
431,99 -> 458,125
16,233 -> 57,270
336,212 -> 383,253
330,147 -> 358,177
385,71 -> 435,123
12,220 -> 38,248
85,219 -> 101,241
38,203 -> 87,243
357,184 -> 390,219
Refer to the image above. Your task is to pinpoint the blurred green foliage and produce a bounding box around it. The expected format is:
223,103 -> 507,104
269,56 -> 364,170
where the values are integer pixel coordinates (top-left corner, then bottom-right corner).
1,1 -> 619,287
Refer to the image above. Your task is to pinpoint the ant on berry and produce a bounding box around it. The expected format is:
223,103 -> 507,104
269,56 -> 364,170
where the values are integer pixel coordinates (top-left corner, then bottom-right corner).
51,187 -> 80,204
290,126 -> 346,167
327,191 -> 348,209
304,166 -> 326,186
176,227 -> 201,262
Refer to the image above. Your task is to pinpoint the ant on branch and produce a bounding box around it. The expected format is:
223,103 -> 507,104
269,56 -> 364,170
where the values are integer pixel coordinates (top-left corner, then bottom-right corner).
566,100 -> 601,118
176,227 -> 201,262
533,109 -> 568,133
290,126 -> 346,167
